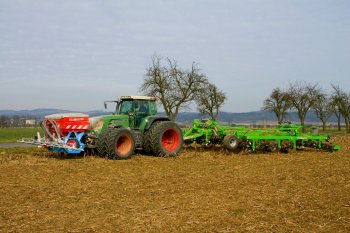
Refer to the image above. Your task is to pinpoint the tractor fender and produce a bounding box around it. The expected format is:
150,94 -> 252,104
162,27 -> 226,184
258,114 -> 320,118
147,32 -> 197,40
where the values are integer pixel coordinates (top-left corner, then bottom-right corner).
144,116 -> 170,131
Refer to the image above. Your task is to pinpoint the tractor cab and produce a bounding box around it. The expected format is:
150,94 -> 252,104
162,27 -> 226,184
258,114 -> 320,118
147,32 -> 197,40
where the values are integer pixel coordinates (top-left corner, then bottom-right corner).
116,96 -> 158,129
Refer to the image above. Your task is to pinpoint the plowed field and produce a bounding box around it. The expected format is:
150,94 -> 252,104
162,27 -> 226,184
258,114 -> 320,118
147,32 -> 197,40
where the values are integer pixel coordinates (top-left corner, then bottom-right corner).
1,136 -> 349,232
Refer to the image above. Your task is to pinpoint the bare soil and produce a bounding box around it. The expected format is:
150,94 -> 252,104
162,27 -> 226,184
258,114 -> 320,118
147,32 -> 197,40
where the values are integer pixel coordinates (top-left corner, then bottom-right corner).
1,136 -> 349,232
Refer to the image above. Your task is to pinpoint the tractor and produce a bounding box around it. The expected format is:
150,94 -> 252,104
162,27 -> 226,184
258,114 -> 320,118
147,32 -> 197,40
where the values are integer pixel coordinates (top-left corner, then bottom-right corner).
20,96 -> 184,159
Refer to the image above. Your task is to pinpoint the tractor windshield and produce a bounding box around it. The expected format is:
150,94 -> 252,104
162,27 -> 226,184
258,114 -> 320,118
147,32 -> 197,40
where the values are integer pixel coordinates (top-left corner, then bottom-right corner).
118,100 -> 134,115
118,99 -> 157,116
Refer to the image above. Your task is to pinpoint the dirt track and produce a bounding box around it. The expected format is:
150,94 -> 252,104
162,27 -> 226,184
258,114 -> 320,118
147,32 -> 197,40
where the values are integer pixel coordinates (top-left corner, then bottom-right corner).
0,143 -> 35,148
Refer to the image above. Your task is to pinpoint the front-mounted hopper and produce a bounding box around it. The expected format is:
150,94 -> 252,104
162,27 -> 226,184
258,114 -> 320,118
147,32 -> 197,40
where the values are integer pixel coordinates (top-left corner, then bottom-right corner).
19,113 -> 89,154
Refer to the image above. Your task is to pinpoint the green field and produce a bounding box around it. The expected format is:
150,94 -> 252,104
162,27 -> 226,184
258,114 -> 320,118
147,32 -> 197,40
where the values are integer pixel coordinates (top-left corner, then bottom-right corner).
0,128 -> 43,143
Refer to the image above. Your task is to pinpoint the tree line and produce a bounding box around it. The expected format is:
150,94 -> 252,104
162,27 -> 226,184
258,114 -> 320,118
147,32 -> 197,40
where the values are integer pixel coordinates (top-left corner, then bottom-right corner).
263,82 -> 350,133
140,55 -> 349,134
0,115 -> 39,128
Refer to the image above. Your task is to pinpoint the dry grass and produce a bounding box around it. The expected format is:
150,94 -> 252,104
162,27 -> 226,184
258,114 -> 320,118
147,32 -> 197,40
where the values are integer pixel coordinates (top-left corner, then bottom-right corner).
1,136 -> 350,232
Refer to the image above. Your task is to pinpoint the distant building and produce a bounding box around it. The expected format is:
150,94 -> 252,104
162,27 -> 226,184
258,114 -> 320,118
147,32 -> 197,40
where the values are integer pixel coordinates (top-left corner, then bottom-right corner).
25,119 -> 36,126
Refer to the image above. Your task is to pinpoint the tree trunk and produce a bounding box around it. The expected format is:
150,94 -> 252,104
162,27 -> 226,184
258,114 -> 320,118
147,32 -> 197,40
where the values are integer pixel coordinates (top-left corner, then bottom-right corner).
345,118 -> 350,134
211,113 -> 217,121
322,121 -> 326,131
169,113 -> 176,121
334,111 -> 341,131
278,115 -> 282,124
300,117 -> 305,132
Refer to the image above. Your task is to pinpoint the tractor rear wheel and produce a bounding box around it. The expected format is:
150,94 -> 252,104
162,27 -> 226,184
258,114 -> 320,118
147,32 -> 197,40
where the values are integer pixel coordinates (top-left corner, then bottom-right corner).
145,121 -> 183,156
97,128 -> 135,159
223,134 -> 239,152
142,122 -> 161,155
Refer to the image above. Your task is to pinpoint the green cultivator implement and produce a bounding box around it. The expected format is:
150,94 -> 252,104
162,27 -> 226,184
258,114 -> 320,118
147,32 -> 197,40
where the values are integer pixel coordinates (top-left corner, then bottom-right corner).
183,119 -> 340,153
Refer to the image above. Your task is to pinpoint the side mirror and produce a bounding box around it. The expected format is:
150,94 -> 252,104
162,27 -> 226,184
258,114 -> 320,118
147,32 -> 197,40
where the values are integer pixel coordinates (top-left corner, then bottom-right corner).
104,102 -> 107,109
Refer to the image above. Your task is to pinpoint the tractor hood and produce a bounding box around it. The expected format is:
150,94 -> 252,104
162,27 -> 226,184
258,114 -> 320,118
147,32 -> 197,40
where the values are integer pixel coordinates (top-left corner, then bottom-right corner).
89,115 -> 105,131
89,115 -> 130,133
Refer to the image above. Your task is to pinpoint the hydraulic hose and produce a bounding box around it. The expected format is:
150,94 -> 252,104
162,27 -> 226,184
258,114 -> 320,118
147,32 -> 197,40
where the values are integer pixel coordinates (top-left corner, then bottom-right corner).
42,119 -> 61,140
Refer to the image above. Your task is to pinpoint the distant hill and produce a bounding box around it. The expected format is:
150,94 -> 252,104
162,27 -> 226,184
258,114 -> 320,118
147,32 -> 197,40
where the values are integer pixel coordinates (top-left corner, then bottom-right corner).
0,108 -> 342,124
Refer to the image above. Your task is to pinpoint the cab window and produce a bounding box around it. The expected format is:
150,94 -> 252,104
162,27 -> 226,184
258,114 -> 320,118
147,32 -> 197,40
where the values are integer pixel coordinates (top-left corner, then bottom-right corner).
119,100 -> 134,115
136,100 -> 149,114
149,101 -> 157,115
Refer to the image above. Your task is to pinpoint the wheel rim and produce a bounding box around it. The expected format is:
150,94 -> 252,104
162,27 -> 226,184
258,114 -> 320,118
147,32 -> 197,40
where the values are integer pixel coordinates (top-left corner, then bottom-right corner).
115,134 -> 132,157
161,129 -> 179,152
229,138 -> 237,148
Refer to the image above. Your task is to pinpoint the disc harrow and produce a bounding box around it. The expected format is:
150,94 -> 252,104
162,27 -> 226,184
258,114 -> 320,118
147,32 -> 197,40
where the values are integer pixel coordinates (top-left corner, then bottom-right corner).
183,119 -> 340,153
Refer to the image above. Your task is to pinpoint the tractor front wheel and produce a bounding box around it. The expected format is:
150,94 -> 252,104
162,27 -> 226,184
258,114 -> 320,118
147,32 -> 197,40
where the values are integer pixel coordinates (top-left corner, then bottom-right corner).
97,128 -> 135,159
96,128 -> 114,156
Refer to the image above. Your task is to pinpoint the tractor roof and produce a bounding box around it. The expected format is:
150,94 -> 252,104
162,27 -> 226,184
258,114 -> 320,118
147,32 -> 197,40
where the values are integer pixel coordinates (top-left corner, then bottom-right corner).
120,96 -> 157,101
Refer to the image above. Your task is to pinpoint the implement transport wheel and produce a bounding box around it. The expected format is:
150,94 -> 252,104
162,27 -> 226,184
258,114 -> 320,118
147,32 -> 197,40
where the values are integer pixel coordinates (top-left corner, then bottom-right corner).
145,121 -> 183,156
223,134 -> 239,152
97,128 -> 135,159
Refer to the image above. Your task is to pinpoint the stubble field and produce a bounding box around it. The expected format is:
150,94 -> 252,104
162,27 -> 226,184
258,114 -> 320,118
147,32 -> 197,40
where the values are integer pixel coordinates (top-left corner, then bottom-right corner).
1,136 -> 350,232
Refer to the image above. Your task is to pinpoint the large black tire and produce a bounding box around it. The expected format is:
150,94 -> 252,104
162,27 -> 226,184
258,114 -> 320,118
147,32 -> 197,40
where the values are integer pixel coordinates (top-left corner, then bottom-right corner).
145,121 -> 183,156
96,128 -> 114,157
143,121 -> 160,155
223,134 -> 239,152
97,128 -> 135,159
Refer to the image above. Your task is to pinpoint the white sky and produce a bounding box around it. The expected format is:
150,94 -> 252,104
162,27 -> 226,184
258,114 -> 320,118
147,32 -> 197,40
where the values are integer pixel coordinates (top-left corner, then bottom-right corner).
0,0 -> 349,112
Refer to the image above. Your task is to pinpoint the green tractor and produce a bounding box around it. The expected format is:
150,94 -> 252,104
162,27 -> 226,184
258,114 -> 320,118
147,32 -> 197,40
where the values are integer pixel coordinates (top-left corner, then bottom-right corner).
86,96 -> 184,159
20,96 -> 184,159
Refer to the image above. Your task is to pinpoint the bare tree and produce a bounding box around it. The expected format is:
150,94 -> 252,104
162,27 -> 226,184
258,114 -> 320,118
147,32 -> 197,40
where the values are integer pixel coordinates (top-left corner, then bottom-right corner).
330,87 -> 342,131
195,83 -> 226,121
13,115 -> 21,127
331,85 -> 350,133
287,82 -> 321,130
140,55 -> 208,120
262,87 -> 291,123
312,90 -> 333,131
